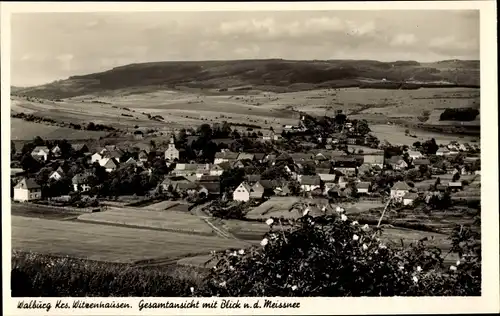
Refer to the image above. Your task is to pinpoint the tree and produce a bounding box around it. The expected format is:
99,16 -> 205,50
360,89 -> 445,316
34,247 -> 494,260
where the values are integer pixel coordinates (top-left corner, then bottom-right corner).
20,154 -> 41,173
405,169 -> 419,182
357,120 -> 371,136
452,173 -> 461,182
302,163 -> 316,176
422,138 -> 439,155
198,124 -> 213,140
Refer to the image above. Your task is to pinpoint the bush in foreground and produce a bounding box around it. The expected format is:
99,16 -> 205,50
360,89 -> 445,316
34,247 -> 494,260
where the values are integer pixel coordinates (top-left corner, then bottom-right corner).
200,206 -> 480,297
11,252 -> 204,297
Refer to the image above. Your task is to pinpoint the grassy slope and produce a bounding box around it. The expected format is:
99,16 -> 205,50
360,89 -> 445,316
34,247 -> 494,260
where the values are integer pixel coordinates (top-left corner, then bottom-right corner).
13,59 -> 480,99
11,216 -> 248,263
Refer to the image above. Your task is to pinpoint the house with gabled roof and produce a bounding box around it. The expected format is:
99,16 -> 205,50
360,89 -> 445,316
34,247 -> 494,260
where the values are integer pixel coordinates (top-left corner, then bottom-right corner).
209,164 -> 225,176
237,153 -> 255,161
357,181 -> 372,194
407,150 -> 423,160
71,143 -> 89,154
14,178 -> 42,202
173,163 -> 198,177
214,151 -> 239,164
403,192 -> 419,206
103,150 -> 123,163
161,176 -> 191,192
72,173 -> 92,192
233,182 -> 253,202
363,153 -> 384,168
138,150 -> 149,162
249,181 -> 265,199
390,181 -> 411,200
49,167 -> 65,181
198,182 -> 221,197
387,155 -> 408,170
298,175 -> 321,192
31,146 -> 50,161
99,158 -> 119,172
91,152 -> 103,164
51,145 -> 62,158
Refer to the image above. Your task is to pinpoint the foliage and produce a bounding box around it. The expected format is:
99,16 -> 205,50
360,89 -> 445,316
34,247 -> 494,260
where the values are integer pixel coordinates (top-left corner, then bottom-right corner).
440,108 -> 479,122
11,251 -> 204,297
421,138 -> 439,155
201,206 -> 480,297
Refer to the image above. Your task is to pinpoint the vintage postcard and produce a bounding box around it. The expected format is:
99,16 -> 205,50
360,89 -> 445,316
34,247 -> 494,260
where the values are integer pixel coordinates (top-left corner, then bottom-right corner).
2,1 -> 499,315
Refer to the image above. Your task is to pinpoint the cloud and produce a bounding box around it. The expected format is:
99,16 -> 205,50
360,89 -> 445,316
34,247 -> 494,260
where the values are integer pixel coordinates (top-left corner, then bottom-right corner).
390,33 -> 418,46
10,11 -> 480,86
56,54 -> 74,71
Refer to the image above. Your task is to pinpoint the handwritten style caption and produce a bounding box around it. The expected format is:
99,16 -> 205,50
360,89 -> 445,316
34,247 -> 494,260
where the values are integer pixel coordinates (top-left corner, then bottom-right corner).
17,299 -> 301,312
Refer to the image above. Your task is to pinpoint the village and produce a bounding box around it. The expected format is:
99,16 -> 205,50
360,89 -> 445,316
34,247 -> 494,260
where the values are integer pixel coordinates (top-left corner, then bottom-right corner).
11,110 -> 481,225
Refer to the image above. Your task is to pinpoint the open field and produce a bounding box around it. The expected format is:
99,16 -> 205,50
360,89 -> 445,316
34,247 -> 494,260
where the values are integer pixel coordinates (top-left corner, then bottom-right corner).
370,123 -> 479,146
11,85 -> 479,139
142,201 -> 191,211
246,197 -> 302,220
222,220 -> 271,240
77,207 -> 214,235
10,118 -> 107,140
11,203 -> 85,220
12,216 -> 248,263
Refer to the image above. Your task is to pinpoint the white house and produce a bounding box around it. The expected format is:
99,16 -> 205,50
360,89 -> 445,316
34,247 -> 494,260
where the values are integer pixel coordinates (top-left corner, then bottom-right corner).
51,145 -> 62,158
403,192 -> 419,206
233,182 -> 252,202
72,174 -> 91,192
91,152 -> 103,164
298,175 -> 321,192
49,167 -> 65,181
388,156 -> 408,170
164,136 -> 180,161
357,182 -> 371,194
390,181 -> 411,201
407,150 -> 423,160
436,147 -> 451,156
209,164 -> 225,176
31,146 -> 50,161
13,178 -> 41,202
99,158 -> 119,172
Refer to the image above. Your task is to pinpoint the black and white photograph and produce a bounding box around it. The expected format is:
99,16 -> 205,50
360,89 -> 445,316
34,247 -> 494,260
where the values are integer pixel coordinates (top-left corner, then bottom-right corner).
2,1 -> 498,313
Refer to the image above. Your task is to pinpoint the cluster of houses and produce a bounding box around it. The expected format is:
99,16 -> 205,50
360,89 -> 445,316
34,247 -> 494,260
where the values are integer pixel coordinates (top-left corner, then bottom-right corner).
12,130 -> 481,208
436,141 -> 480,156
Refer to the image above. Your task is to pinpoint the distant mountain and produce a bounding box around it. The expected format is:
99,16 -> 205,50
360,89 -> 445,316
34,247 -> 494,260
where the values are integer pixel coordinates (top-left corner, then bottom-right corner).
12,59 -> 480,99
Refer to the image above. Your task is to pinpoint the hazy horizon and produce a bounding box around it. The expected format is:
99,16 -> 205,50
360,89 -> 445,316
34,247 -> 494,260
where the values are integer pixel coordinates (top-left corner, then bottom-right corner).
11,10 -> 479,86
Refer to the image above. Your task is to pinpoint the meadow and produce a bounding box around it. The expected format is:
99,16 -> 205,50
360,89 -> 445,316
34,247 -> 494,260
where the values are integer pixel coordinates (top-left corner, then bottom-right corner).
11,85 -> 480,141
245,197 -> 301,220
10,118 -> 107,140
77,207 -> 215,235
370,123 -> 479,146
12,216 -> 248,264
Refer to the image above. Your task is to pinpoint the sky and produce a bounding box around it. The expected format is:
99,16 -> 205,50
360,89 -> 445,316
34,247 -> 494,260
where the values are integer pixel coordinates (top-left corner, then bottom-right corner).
11,10 -> 479,87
